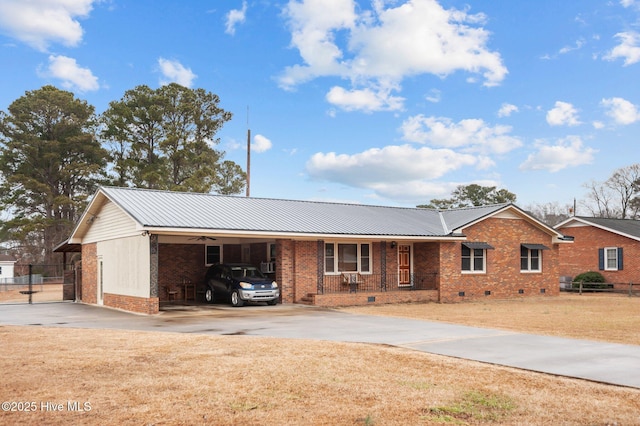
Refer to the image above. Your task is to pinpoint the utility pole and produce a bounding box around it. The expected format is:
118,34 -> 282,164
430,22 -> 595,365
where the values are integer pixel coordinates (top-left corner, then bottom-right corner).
246,106 -> 251,197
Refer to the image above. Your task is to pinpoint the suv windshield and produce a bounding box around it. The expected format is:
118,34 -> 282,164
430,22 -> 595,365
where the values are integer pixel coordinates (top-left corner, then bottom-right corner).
230,266 -> 264,279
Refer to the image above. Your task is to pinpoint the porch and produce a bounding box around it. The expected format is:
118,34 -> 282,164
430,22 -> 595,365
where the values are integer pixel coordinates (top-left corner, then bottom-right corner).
301,272 -> 440,307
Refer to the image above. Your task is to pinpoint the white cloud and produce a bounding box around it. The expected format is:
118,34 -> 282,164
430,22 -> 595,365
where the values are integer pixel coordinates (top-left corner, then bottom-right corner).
425,89 -> 441,103
306,144 -> 477,192
326,83 -> 405,112
497,103 -> 518,117
0,0 -> 94,51
39,55 -> 99,92
252,134 -> 273,153
604,31 -> 640,65
225,1 -> 247,35
546,101 -> 581,126
592,121 -> 605,129
519,136 -> 596,173
559,38 -> 585,55
400,115 -> 522,155
157,58 -> 197,88
601,97 -> 640,124
280,0 -> 507,112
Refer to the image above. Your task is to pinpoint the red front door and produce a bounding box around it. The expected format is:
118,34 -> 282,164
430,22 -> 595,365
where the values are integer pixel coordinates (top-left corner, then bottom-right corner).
398,245 -> 411,287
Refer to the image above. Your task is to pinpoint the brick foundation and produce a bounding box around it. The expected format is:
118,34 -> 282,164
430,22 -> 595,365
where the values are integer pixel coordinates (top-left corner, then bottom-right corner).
314,290 -> 438,307
103,293 -> 159,315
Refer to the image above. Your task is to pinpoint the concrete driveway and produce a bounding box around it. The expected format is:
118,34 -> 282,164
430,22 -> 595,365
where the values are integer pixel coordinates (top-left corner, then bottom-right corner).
2,301 -> 640,389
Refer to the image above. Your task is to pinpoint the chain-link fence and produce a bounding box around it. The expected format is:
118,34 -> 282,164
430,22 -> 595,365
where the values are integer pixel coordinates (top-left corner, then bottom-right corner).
0,264 -> 75,304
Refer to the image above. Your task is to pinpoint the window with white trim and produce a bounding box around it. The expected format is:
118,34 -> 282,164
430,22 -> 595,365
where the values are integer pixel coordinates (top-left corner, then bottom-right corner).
324,242 -> 371,274
461,242 -> 493,273
205,245 -> 222,265
601,247 -> 623,271
520,245 -> 542,272
461,246 -> 486,272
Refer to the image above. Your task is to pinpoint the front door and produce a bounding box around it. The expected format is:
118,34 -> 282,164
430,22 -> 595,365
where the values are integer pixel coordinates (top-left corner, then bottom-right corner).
398,245 -> 411,287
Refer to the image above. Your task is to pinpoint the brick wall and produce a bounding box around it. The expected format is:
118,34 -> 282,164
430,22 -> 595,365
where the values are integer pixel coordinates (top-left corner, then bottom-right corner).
158,244 -> 207,301
292,241 -> 318,302
277,239 -> 295,303
250,243 -> 268,266
103,293 -> 159,315
439,218 -> 560,302
557,225 -> 640,284
314,290 -> 438,307
81,243 -> 97,304
224,244 -> 242,263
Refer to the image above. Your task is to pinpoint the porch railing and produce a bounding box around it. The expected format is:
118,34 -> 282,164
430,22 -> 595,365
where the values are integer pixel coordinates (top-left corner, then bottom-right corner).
320,272 -> 438,294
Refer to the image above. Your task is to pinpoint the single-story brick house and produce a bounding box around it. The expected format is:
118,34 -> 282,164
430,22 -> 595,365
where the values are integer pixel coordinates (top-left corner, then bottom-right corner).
56,186 -> 572,314
555,216 -> 640,286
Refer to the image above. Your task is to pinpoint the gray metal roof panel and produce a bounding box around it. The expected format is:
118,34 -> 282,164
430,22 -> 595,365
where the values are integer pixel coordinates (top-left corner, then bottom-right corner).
573,216 -> 640,240
100,187 -> 450,236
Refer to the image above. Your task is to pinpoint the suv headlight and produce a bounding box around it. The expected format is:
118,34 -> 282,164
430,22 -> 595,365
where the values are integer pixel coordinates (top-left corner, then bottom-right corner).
271,281 -> 278,288
238,282 -> 253,289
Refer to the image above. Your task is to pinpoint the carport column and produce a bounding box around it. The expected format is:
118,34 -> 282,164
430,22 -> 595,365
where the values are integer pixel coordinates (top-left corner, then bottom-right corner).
149,234 -> 158,298
276,239 -> 295,303
381,241 -> 387,291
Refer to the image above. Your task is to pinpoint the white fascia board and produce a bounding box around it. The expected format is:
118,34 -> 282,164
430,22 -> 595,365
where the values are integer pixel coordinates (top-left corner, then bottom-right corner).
142,227 -> 466,242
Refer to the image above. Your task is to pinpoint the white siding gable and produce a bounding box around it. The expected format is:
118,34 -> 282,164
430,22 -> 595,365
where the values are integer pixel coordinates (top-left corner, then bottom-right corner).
84,200 -> 139,243
493,210 -> 522,220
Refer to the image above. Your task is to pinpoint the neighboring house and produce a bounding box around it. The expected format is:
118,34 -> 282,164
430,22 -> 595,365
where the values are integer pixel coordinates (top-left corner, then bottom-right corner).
55,187 -> 571,314
555,216 -> 640,286
0,254 -> 16,284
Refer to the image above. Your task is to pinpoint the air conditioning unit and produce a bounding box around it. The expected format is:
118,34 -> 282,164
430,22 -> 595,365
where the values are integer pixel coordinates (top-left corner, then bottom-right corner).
260,261 -> 275,274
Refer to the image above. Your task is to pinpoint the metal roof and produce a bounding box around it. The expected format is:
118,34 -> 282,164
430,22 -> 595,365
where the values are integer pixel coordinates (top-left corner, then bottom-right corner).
560,216 -> 640,241
94,186 -> 517,238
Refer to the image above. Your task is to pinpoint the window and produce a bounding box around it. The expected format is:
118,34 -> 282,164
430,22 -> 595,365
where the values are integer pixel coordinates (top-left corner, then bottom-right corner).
325,242 -> 371,274
606,248 -> 617,270
461,246 -> 486,272
461,242 -> 493,273
599,247 -> 623,271
520,244 -> 548,272
206,245 -> 221,265
360,244 -> 370,273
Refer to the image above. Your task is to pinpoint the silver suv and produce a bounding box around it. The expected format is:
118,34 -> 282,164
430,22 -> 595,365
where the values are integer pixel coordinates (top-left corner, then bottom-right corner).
202,263 -> 280,307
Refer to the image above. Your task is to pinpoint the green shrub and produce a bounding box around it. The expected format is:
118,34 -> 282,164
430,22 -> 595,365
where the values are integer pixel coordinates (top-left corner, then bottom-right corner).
573,271 -> 606,283
572,271 -> 611,290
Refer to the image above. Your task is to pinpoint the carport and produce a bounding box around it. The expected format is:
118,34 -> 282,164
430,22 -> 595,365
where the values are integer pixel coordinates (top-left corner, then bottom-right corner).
153,235 -> 278,305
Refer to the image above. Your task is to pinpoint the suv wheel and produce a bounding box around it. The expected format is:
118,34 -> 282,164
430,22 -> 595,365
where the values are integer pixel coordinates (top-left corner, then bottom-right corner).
230,290 -> 244,307
205,288 -> 215,304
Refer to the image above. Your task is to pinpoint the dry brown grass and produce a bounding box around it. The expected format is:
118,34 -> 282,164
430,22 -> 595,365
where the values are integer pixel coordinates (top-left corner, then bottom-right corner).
341,293 -> 640,345
1,325 -> 639,425
2,294 -> 640,425
0,285 -> 63,303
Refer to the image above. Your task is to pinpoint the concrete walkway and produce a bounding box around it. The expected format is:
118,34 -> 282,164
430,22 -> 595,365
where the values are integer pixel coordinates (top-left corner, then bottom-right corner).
2,301 -> 639,389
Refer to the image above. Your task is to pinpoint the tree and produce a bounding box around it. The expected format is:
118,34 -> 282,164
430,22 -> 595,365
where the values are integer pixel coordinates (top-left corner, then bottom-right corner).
418,184 -> 516,209
101,83 -> 244,193
582,164 -> 640,219
214,160 -> 247,195
525,201 -> 572,227
0,86 -> 108,264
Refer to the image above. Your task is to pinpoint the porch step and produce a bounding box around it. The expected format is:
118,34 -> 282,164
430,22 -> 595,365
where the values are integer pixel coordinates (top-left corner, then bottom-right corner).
298,293 -> 315,305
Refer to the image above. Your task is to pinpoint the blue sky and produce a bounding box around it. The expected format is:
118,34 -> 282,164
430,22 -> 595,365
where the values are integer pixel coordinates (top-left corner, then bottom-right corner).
0,0 -> 639,209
